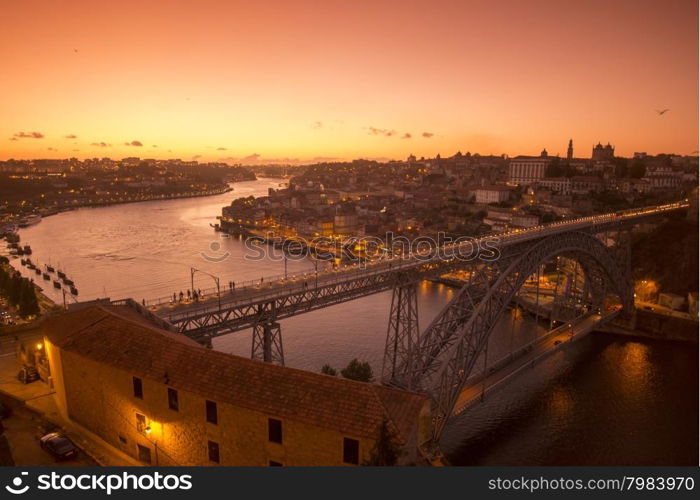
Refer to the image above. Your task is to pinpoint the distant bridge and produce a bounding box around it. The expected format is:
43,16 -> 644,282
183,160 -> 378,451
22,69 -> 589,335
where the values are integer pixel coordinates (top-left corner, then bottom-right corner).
114,201 -> 688,447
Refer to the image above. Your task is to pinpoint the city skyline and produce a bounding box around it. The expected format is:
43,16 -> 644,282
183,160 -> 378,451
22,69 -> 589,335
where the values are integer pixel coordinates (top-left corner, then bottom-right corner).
2,0 -> 698,162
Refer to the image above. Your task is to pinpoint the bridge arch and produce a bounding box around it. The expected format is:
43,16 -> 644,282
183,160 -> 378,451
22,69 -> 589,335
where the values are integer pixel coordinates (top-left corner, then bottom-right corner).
397,231 -> 633,442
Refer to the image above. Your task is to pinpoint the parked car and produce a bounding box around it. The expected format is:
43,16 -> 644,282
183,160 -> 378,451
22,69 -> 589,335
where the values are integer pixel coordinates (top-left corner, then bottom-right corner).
39,432 -> 79,461
17,366 -> 39,384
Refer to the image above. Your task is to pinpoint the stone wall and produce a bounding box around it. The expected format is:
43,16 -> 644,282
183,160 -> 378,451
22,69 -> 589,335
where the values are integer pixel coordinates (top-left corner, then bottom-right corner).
56,348 -> 381,466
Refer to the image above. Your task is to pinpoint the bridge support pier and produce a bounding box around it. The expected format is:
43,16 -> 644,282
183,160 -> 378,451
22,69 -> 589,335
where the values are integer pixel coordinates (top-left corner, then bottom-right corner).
252,320 -> 284,365
382,282 -> 419,388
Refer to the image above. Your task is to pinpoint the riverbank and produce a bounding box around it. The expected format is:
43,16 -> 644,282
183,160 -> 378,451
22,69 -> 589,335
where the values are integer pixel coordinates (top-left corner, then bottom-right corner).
3,185 -> 234,226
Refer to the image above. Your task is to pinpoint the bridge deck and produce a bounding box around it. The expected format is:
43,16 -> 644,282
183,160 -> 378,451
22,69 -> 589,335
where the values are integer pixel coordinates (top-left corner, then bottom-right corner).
452,311 -> 617,415
127,201 -> 685,333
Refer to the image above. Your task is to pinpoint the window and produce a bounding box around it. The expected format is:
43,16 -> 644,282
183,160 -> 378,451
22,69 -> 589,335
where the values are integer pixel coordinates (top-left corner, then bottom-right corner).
132,377 -> 143,399
135,413 -> 147,433
207,441 -> 220,463
269,461 -> 283,467
167,388 -> 179,411
206,400 -> 218,425
137,444 -> 151,464
343,438 -> 359,465
268,418 -> 282,444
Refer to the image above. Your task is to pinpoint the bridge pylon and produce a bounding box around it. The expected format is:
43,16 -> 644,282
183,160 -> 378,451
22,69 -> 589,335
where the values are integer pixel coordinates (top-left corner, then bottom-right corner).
252,320 -> 284,365
251,302 -> 284,365
381,281 -> 420,389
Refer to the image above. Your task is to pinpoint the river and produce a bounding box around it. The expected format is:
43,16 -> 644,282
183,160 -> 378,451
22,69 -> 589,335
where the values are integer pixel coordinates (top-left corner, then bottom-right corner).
4,178 -> 697,465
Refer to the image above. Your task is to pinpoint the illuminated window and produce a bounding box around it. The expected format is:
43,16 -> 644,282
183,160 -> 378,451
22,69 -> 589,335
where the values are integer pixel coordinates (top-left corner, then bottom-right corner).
132,377 -> 143,399
268,418 -> 282,444
207,441 -> 220,463
343,438 -> 359,465
135,413 -> 146,433
167,388 -> 179,411
206,400 -> 218,425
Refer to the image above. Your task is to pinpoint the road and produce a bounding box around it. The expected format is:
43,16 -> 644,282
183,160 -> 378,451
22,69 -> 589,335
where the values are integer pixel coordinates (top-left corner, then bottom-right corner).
452,312 -> 615,415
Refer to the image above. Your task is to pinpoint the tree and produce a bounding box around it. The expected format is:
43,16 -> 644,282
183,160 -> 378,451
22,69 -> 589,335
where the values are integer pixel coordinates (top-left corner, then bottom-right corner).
363,418 -> 404,466
340,359 -> 374,382
320,364 -> 337,376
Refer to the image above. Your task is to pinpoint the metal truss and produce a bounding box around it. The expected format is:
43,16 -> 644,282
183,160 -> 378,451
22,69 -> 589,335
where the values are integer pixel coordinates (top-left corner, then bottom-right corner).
388,231 -> 634,442
161,208 -> 669,345
252,320 -> 284,365
381,278 -> 420,388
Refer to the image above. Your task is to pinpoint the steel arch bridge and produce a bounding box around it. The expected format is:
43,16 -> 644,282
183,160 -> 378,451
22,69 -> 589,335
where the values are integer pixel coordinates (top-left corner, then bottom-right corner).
381,230 -> 634,443
115,201 -> 687,450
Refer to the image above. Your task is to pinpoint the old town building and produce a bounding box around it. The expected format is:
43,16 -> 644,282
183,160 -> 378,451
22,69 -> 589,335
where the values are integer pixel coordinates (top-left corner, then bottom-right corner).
42,306 -> 431,466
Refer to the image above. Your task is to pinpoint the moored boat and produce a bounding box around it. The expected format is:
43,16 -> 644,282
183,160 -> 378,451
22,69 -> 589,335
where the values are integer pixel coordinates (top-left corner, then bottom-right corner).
42,272 -> 50,280
53,280 -> 62,289
70,286 -> 78,296
18,214 -> 41,227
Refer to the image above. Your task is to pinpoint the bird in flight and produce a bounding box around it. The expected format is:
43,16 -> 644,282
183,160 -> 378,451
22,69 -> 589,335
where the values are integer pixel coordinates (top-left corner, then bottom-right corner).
655,109 -> 669,115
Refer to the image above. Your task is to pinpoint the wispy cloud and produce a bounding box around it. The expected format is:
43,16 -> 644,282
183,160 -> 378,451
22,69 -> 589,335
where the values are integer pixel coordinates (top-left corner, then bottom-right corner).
402,133 -> 412,139
13,131 -> 44,139
216,147 -> 227,151
243,153 -> 261,162
64,134 -> 77,139
90,141 -> 112,147
311,121 -> 323,129
368,126 -> 396,137
192,154 -> 202,160
47,147 -> 57,151
124,140 -> 143,147
422,132 -> 434,138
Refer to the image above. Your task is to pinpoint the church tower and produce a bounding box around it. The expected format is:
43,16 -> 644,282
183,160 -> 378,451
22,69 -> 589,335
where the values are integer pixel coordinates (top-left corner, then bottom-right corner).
567,139 -> 573,160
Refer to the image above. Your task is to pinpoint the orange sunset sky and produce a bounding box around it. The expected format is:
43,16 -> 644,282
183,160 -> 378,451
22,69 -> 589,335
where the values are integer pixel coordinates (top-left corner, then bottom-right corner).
1,0 -> 698,164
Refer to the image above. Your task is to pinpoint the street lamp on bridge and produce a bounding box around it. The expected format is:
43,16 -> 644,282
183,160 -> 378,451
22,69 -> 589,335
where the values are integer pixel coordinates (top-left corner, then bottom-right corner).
191,267 -> 221,312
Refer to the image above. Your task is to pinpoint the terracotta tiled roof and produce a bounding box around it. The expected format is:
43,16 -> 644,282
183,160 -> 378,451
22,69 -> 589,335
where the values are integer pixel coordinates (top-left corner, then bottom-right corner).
43,306 -> 428,443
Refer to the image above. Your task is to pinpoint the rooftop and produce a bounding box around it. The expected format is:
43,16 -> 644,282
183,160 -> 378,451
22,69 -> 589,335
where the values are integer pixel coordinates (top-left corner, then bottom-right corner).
43,306 -> 428,443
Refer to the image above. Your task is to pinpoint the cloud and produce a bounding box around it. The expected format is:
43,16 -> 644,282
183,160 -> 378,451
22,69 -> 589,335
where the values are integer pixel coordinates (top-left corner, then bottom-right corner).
402,133 -> 412,139
422,132 -> 434,138
152,145 -> 158,148
192,155 -> 202,160
64,134 -> 77,139
368,126 -> 396,137
243,153 -> 261,162
124,140 -> 143,146
311,121 -> 323,129
72,149 -> 80,152
217,147 -> 227,151
47,147 -> 57,151
9,137 -> 18,141
90,142 -> 112,147
13,131 -> 44,139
